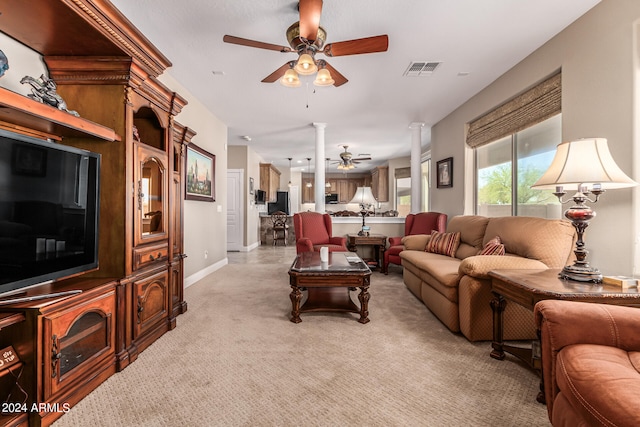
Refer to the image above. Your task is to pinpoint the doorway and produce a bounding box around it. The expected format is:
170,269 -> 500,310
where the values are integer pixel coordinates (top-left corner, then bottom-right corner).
227,169 -> 243,251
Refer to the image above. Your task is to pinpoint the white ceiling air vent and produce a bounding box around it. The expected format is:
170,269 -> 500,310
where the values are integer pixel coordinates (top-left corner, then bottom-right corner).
404,61 -> 442,77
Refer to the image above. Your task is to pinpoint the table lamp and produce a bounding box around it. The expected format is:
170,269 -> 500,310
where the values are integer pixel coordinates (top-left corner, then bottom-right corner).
531,138 -> 637,283
350,187 -> 377,236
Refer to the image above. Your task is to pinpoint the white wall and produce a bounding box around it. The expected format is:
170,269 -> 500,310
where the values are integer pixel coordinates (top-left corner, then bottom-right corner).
431,0 -> 640,276
0,34 -> 48,95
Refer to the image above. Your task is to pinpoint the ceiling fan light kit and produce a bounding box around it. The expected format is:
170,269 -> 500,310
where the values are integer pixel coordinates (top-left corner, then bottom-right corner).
223,0 -> 388,88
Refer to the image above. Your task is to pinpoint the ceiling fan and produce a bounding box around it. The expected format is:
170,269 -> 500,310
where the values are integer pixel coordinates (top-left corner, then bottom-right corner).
331,145 -> 371,169
223,0 -> 388,87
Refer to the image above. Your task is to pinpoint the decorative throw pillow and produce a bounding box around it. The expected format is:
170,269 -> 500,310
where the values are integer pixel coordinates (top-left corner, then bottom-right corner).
480,235 -> 506,256
425,230 -> 461,257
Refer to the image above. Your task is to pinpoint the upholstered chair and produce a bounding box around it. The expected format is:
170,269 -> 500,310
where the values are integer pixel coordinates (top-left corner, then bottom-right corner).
293,212 -> 348,254
383,212 -> 447,274
535,300 -> 640,426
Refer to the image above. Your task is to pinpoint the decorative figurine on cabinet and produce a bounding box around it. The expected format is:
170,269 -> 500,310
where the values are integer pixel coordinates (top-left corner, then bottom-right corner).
20,74 -> 79,116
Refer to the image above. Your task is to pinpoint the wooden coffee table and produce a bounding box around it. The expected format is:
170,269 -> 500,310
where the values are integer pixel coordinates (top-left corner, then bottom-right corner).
288,251 -> 371,323
489,268 -> 640,402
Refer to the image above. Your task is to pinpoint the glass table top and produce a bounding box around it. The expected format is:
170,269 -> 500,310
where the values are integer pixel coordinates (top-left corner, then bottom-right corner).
289,251 -> 370,273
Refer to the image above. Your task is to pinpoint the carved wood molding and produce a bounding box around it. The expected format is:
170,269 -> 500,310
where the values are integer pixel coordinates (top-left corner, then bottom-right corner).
64,0 -> 171,77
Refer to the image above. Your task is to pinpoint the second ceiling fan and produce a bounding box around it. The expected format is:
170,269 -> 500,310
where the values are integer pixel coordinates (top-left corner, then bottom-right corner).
331,145 -> 371,169
223,0 -> 389,87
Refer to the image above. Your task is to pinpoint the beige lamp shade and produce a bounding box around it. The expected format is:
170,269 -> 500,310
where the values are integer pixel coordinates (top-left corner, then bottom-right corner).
280,68 -> 301,87
314,68 -> 334,86
532,138 -> 637,190
294,53 -> 317,75
350,187 -> 377,206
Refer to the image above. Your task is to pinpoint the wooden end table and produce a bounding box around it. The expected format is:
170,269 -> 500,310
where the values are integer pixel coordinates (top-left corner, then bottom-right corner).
288,251 -> 371,324
346,234 -> 387,271
489,268 -> 640,402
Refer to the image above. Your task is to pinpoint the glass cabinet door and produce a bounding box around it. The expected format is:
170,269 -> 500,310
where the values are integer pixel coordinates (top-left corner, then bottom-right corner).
135,145 -> 168,246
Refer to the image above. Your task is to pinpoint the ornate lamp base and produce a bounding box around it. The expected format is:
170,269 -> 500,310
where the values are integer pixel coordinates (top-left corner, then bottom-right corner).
559,264 -> 603,283
559,194 -> 604,284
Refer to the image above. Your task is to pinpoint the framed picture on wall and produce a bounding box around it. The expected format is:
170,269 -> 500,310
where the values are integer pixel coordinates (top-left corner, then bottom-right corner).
185,143 -> 215,202
436,157 -> 453,188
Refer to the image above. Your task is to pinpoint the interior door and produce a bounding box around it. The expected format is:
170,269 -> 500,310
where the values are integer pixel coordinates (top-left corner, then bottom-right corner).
226,169 -> 243,251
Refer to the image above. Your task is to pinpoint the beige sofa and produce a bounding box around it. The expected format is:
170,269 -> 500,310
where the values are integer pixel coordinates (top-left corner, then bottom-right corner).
399,215 -> 576,341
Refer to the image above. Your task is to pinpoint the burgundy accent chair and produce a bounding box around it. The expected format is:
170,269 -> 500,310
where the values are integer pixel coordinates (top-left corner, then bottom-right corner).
293,212 -> 348,254
383,212 -> 447,274
535,300 -> 640,426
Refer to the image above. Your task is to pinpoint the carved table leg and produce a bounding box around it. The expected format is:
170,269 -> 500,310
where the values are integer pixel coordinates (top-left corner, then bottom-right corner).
290,285 -> 302,323
490,292 -> 507,360
357,283 -> 371,324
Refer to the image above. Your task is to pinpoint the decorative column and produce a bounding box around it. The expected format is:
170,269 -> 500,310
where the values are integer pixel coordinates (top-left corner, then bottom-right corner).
313,123 -> 327,213
409,122 -> 424,213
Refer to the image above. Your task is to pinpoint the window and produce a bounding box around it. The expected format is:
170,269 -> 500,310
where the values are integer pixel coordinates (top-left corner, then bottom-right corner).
394,156 -> 430,217
421,158 -> 430,212
475,115 -> 561,218
396,177 -> 411,217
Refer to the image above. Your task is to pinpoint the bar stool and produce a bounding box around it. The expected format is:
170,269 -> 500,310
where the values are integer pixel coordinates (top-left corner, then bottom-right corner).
271,211 -> 288,246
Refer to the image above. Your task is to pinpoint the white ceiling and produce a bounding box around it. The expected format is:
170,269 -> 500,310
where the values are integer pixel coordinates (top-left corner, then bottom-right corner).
110,0 -> 599,172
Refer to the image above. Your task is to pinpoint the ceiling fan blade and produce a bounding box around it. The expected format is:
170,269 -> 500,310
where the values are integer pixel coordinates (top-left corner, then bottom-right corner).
223,35 -> 292,53
353,157 -> 372,161
323,35 -> 389,57
261,62 -> 293,83
298,0 -> 323,41
323,62 -> 348,87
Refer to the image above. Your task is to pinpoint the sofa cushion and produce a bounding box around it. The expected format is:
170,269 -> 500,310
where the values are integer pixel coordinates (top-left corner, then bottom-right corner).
400,250 -> 461,290
446,215 -> 490,259
484,216 -> 575,268
402,234 -> 431,251
480,236 -> 505,255
556,344 -> 640,426
425,231 -> 460,257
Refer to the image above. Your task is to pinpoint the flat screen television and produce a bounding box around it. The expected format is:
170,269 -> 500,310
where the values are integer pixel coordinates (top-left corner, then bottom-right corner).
0,129 -> 100,297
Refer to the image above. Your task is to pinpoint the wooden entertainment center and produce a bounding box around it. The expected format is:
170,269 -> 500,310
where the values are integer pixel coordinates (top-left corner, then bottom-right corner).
0,1 -> 193,425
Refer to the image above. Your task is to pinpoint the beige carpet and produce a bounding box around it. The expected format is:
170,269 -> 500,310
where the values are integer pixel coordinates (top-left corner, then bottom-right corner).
53,246 -> 549,426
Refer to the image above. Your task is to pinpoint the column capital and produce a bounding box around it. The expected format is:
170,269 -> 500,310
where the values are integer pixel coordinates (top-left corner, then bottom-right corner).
312,122 -> 327,129
409,122 -> 425,129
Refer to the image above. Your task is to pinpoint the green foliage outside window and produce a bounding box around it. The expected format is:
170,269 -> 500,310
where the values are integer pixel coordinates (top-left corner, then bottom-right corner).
478,164 -> 556,205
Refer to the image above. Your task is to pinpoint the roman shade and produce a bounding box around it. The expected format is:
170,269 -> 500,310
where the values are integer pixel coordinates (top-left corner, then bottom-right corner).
394,167 -> 411,179
466,72 -> 561,148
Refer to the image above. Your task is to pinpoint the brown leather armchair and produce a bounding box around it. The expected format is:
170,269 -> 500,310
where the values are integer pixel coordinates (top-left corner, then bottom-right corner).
293,212 -> 347,254
383,212 -> 447,274
535,300 -> 640,426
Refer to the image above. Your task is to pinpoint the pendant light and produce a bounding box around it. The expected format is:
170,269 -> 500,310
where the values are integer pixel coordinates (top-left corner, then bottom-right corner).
305,158 -> 312,188
325,158 -> 331,188
287,157 -> 292,187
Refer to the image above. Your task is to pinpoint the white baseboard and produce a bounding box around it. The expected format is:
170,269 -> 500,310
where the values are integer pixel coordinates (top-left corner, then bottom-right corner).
184,258 -> 228,289
244,241 -> 260,252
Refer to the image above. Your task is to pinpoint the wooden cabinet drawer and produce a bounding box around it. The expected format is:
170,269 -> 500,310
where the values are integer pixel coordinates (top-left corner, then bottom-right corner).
133,242 -> 168,270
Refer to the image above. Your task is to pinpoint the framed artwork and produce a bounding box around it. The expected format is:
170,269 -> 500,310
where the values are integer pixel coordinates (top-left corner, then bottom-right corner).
436,157 -> 453,188
249,177 -> 254,195
185,143 -> 215,202
12,144 -> 47,176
